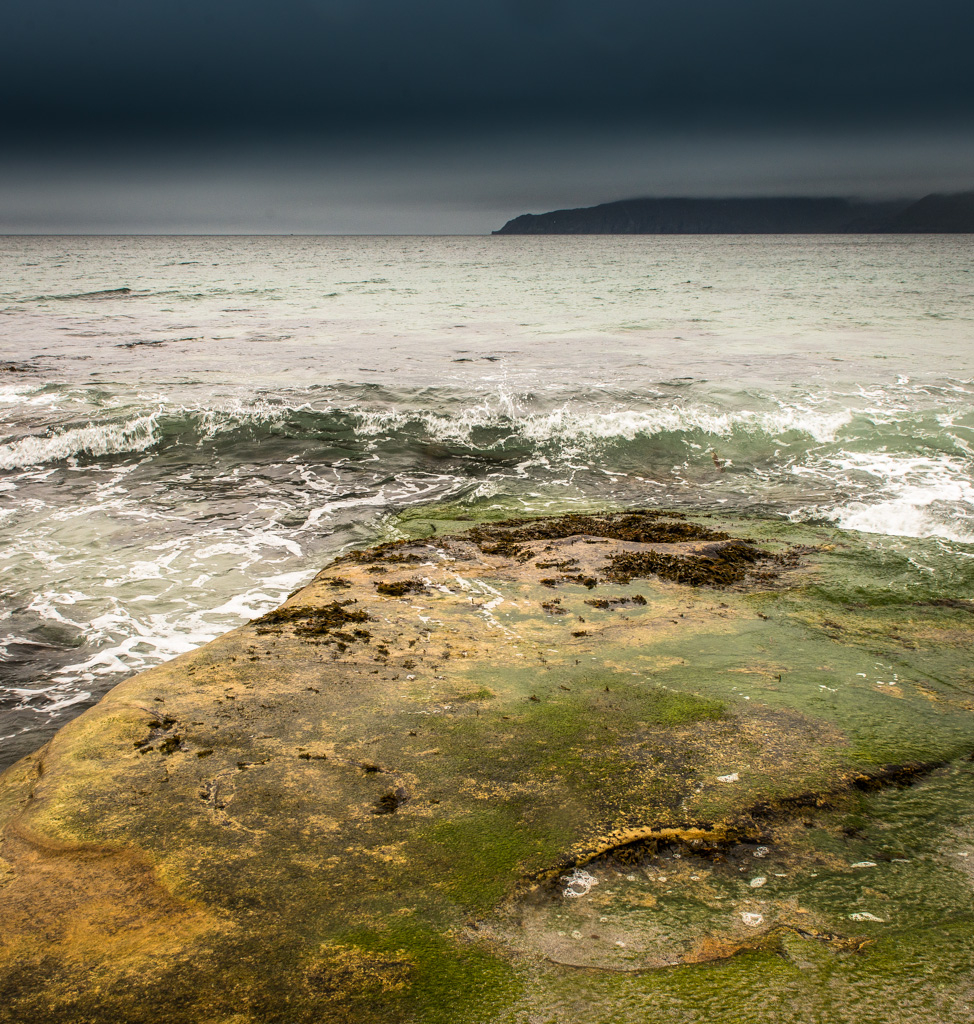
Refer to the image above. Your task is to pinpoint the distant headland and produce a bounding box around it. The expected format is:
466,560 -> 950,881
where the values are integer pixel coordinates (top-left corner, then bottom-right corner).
493,192 -> 974,234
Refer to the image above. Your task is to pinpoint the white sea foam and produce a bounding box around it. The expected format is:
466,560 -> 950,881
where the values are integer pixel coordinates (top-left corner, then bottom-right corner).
8,683 -> 92,715
0,414 -> 160,470
0,383 -> 64,408
793,452 -> 974,542
346,401 -> 854,446
37,691 -> 92,713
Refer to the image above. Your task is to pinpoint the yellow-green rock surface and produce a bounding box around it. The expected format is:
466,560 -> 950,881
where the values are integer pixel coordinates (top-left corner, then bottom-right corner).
2,509 -> 974,1023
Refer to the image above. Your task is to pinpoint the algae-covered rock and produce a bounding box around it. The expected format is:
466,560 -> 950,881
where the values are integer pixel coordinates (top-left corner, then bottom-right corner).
2,508 -> 974,1023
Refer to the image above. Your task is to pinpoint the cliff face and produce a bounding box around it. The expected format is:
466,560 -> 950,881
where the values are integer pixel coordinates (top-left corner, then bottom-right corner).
493,193 -> 973,234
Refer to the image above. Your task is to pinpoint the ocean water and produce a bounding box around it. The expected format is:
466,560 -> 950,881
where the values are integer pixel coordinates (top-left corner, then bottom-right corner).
1,234 -> 973,767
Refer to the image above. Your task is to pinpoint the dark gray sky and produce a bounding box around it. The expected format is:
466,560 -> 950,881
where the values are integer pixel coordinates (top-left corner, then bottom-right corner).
2,0 -> 973,232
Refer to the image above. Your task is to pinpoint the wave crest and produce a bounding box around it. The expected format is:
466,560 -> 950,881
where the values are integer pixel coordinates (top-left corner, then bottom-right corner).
0,415 -> 159,471
0,393 -> 860,471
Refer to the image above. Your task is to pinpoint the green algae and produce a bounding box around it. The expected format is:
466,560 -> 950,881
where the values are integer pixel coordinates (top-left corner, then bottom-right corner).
333,925 -> 522,1024
426,806 -> 572,911
495,761 -> 974,1023
503,916 -> 974,1024
453,687 -> 496,701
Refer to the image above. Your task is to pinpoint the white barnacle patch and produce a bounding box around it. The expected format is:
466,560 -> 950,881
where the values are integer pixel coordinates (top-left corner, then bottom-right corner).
561,868 -> 599,898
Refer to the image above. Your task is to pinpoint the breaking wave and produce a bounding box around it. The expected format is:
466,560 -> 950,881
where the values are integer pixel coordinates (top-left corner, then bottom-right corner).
0,392 -> 858,472
3,387 -> 971,545
0,415 -> 160,471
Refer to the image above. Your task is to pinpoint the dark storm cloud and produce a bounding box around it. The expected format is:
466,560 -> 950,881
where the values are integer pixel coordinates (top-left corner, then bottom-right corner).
2,0 -> 973,137
2,1 -> 972,232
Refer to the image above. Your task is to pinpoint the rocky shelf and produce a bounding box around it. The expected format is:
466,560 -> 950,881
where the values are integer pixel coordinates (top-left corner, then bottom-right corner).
2,508 -> 974,1023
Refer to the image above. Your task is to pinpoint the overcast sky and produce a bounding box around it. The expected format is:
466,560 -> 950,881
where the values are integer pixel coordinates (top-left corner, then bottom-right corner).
2,0 -> 972,233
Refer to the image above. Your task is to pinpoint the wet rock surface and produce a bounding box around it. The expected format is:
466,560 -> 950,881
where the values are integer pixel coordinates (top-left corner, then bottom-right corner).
2,508 -> 974,1023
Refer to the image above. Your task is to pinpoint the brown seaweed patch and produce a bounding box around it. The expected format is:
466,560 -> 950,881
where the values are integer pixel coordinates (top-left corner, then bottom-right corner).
535,557 -> 581,570
467,510 -> 727,549
375,579 -> 429,597
253,601 -> 372,642
133,716 -> 183,755
585,595 -> 648,609
540,574 -> 599,590
603,540 -> 768,587
477,541 -> 535,562
372,787 -> 409,815
339,539 -> 429,567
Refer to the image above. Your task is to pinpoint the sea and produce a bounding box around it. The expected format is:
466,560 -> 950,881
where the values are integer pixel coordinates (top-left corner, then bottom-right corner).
1,234 -> 972,768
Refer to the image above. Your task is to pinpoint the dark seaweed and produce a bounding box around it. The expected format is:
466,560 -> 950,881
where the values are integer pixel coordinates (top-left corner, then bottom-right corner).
375,579 -> 429,597
585,594 -> 648,609
467,510 -> 726,549
603,540 -> 767,587
253,601 -> 372,641
540,573 -> 598,590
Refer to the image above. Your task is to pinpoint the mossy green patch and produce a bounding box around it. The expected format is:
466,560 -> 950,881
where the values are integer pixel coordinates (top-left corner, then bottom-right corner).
452,687 -> 496,702
334,925 -> 522,1024
425,806 -> 571,911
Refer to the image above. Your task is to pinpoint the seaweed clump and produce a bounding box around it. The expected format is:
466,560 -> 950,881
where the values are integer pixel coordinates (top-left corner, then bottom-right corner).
603,540 -> 767,587
253,601 -> 372,645
373,787 -> 409,815
322,576 -> 352,589
535,557 -> 580,570
468,510 -> 727,549
585,595 -> 648,609
375,579 -> 429,597
540,574 -> 598,590
133,715 -> 182,755
342,541 -> 428,566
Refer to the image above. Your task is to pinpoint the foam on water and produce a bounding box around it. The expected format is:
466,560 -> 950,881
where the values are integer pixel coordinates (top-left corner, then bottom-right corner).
0,414 -> 160,471
351,400 -> 855,446
794,451 -> 974,542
